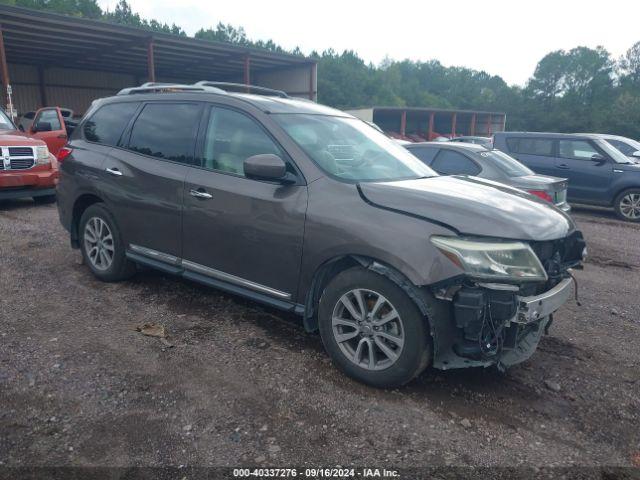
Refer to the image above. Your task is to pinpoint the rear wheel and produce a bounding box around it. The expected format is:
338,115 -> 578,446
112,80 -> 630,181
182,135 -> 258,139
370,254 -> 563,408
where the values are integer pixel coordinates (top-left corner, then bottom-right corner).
79,204 -> 136,282
33,194 -> 56,205
318,267 -> 431,388
614,188 -> 640,222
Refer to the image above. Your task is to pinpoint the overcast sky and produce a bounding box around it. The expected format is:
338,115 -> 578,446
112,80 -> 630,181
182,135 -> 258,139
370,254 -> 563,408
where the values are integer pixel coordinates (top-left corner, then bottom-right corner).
99,0 -> 640,86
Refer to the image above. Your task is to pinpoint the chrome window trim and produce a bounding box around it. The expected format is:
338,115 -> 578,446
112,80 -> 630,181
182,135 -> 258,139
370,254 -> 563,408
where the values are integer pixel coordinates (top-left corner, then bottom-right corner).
129,244 -> 291,300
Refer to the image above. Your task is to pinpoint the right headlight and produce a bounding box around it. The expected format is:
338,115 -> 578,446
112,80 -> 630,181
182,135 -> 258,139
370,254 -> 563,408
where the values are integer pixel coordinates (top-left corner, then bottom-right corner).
431,236 -> 548,283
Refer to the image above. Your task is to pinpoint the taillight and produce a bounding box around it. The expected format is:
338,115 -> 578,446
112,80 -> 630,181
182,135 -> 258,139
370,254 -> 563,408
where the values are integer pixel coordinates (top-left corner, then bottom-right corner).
56,147 -> 73,163
528,190 -> 553,203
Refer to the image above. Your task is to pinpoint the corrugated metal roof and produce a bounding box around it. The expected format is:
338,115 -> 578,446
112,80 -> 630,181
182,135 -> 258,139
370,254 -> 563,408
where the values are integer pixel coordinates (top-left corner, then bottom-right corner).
0,4 -> 314,80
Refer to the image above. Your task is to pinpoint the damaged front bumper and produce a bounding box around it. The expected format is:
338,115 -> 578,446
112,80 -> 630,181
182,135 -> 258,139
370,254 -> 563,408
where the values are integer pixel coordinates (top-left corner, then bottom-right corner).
515,278 -> 573,324
431,277 -> 576,371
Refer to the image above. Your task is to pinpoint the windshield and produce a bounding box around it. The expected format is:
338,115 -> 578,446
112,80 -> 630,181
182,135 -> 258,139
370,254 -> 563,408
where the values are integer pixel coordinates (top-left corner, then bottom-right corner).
273,114 -> 436,182
597,139 -> 635,164
605,137 -> 640,157
0,109 -> 15,129
474,149 -> 534,176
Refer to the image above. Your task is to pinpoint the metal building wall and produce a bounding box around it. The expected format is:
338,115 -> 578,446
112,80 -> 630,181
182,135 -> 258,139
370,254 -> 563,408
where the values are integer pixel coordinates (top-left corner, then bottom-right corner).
252,64 -> 316,100
8,63 -> 136,116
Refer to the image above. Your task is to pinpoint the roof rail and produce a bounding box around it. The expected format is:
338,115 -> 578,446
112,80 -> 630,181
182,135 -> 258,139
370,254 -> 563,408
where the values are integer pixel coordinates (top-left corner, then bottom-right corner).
195,81 -> 289,98
117,82 -> 226,96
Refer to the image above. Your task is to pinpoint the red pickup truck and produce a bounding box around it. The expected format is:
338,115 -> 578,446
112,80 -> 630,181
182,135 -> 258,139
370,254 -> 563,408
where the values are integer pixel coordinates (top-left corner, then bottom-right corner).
0,106 -> 64,204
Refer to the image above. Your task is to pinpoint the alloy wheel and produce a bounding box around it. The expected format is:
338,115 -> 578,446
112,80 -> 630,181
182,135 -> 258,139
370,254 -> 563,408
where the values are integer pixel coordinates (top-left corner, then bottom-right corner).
620,193 -> 640,220
84,217 -> 115,271
331,288 -> 405,371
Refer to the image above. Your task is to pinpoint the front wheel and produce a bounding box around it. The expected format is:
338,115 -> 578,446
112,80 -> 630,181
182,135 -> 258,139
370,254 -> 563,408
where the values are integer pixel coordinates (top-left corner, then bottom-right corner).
614,188 -> 640,222
318,267 -> 431,388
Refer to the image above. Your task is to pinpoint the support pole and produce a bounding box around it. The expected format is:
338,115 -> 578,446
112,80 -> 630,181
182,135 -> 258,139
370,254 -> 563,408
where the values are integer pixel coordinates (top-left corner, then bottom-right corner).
451,112 -> 457,138
428,112 -> 434,140
400,110 -> 407,137
37,65 -> 47,107
147,38 -> 156,83
309,63 -> 317,101
0,25 -> 12,116
487,114 -> 493,136
470,113 -> 476,136
243,54 -> 251,90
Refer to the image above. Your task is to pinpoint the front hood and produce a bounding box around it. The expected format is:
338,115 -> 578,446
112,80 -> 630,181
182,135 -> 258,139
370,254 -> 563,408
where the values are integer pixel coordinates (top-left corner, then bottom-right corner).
359,175 -> 574,241
0,129 -> 45,145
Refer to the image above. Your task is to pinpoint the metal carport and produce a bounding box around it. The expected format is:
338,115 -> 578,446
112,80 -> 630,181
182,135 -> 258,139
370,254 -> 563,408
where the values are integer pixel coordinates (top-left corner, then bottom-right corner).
0,5 -> 317,116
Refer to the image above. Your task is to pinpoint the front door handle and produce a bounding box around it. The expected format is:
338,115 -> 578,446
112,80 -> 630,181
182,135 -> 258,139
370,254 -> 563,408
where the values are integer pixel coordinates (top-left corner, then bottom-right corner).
557,163 -> 570,169
105,167 -> 123,176
190,188 -> 212,199
57,134 -> 67,139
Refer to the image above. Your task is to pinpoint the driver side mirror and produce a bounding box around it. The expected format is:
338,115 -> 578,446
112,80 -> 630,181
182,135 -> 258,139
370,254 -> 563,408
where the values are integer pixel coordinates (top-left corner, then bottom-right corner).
632,150 -> 640,158
32,121 -> 52,133
591,153 -> 606,164
243,154 -> 295,183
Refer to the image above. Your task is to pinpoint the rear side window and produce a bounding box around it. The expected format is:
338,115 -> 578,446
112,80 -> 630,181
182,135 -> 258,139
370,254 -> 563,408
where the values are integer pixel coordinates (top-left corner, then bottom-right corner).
408,146 -> 439,164
432,149 -> 481,175
558,140 -> 599,160
506,138 -> 554,156
84,102 -> 139,146
202,107 -> 283,176
127,103 -> 202,165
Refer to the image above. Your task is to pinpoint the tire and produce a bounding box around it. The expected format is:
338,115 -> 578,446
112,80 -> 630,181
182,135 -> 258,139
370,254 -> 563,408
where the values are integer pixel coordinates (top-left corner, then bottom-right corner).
33,194 -> 56,205
318,266 -> 431,388
614,188 -> 640,222
79,203 -> 136,282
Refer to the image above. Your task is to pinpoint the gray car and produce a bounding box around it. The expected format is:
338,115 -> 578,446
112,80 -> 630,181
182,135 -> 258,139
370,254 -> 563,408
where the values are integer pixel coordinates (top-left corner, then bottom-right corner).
405,142 -> 571,212
56,83 -> 585,388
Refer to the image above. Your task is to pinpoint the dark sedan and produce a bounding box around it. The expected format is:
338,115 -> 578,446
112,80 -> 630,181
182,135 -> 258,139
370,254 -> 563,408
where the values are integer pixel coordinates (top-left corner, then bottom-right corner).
405,142 -> 571,212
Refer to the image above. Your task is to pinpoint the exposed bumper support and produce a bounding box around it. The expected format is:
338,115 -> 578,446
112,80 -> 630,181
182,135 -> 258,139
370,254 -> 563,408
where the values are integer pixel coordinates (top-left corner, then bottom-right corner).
515,278 -> 574,324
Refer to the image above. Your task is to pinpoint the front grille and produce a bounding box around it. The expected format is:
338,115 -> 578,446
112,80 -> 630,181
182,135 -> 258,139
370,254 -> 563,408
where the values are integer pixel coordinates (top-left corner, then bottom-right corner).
531,231 -> 585,286
0,146 -> 36,171
8,147 -> 34,157
10,158 -> 35,169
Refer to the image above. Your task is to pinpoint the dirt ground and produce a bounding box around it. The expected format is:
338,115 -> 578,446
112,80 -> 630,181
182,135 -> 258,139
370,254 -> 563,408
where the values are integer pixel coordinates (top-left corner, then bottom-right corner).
0,200 -> 639,477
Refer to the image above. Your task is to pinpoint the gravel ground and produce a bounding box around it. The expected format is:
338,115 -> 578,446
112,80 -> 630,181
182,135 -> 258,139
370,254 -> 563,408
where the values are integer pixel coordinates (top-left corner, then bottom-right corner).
0,201 -> 639,477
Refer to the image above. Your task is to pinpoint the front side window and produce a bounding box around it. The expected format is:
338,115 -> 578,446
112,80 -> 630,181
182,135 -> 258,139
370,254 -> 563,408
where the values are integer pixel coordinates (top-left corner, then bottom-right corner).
127,103 -> 202,164
507,137 -> 554,156
558,140 -> 599,160
84,102 -> 140,146
202,107 -> 283,176
35,109 -> 62,130
432,150 -> 481,176
274,114 -> 435,182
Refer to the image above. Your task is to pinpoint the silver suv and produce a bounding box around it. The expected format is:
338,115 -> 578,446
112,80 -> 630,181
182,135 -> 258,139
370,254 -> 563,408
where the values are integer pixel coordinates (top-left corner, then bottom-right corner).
57,82 -> 585,387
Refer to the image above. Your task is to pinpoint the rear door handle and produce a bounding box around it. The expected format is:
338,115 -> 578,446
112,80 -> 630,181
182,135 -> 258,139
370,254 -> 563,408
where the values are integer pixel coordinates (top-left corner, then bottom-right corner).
57,134 -> 67,139
105,167 -> 123,176
557,163 -> 570,169
190,188 -> 212,199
